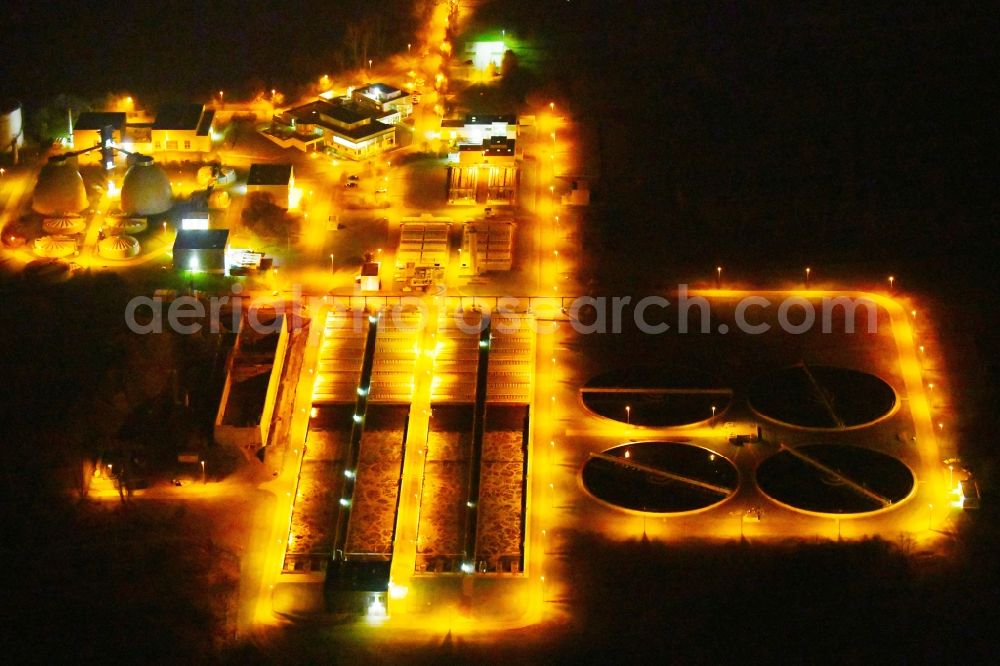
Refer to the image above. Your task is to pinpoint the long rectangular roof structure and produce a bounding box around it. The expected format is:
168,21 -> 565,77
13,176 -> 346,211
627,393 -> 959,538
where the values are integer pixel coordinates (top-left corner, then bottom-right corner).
154,104 -> 206,130
74,111 -> 127,131
248,163 -> 293,186
173,229 -> 229,250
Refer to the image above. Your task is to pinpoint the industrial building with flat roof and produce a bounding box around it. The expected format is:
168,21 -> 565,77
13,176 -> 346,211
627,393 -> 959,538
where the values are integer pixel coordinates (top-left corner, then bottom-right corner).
173,229 -> 230,273
265,97 -> 398,159
247,163 -> 295,208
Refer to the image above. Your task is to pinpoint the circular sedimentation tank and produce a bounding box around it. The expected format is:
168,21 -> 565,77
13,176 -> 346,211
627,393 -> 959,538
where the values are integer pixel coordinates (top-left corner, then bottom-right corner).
582,366 -> 731,427
32,155 -> 88,216
98,234 -> 140,259
581,441 -> 738,513
24,259 -> 72,284
32,234 -> 78,258
121,154 -> 172,216
748,365 -> 896,429
755,443 -> 914,514
42,217 -> 87,235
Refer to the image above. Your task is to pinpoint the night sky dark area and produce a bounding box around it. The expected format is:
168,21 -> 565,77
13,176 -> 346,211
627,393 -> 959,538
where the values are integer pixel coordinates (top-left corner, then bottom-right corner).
2,0 -> 416,104
4,0 -> 1000,662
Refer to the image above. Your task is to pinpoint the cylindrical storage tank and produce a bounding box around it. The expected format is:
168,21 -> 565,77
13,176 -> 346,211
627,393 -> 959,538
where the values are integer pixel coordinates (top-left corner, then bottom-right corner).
121,154 -> 173,215
0,99 -> 25,151
32,155 -> 89,216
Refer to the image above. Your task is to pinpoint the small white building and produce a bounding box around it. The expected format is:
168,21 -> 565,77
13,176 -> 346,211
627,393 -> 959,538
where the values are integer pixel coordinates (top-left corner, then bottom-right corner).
151,104 -> 217,157
358,261 -> 381,291
351,83 -> 413,119
441,113 -> 517,147
247,163 -> 294,208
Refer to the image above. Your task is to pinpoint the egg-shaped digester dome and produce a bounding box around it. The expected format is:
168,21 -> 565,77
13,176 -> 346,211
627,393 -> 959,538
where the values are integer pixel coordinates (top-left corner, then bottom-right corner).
32,155 -> 88,216
121,155 -> 172,216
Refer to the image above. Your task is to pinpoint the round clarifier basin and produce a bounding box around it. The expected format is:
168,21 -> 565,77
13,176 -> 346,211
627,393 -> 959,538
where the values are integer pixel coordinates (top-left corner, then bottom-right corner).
581,442 -> 738,513
755,443 -> 914,514
748,365 -> 896,429
582,366 -> 731,427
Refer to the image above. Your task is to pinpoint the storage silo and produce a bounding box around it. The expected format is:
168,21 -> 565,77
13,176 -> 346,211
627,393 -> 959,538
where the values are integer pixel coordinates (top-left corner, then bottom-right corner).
121,154 -> 173,215
0,99 -> 25,156
32,155 -> 89,216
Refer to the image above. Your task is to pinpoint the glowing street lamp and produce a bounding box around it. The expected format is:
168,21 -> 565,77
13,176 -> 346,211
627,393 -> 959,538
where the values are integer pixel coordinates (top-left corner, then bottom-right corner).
368,59 -> 373,70
407,43 -> 412,53
625,405 -> 631,425
888,275 -> 895,291
716,266 -> 722,288
711,405 -> 717,420
805,266 -> 812,288
201,460 -> 206,484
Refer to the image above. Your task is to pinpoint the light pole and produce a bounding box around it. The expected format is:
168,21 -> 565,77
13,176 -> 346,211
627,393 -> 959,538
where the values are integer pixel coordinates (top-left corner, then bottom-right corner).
805,266 -> 811,288
201,460 -> 206,484
888,275 -> 895,292
407,43 -> 412,53
625,405 -> 631,425
716,266 -> 722,288
711,405 -> 717,424
330,254 -> 335,274
368,59 -> 373,70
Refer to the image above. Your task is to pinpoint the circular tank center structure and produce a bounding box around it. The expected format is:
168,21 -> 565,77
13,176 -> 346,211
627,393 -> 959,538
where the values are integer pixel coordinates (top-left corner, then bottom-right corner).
121,154 -> 173,216
582,442 -> 738,513
756,444 -> 914,514
32,155 -> 88,216
748,365 -> 896,429
582,366 -> 732,426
